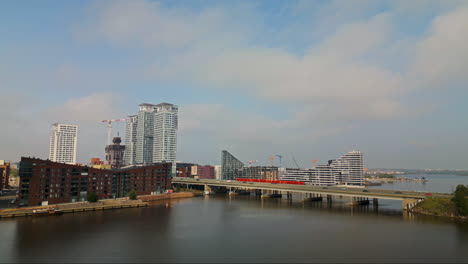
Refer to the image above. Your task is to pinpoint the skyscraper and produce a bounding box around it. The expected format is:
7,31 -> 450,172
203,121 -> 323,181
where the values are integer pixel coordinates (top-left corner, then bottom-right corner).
49,123 -> 78,164
153,103 -> 178,163
124,103 -> 178,165
123,115 -> 137,165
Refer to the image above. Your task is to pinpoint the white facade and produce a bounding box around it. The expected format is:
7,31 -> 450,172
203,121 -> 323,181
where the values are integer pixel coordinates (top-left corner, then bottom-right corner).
279,150 -> 364,186
49,124 -> 78,164
153,103 -> 178,163
124,103 -> 178,165
123,115 -> 138,165
214,165 -> 222,180
329,150 -> 364,185
279,165 -> 339,186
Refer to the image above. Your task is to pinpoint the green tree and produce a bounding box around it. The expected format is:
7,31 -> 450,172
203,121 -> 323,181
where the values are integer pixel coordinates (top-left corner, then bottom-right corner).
452,185 -> 468,216
10,168 -> 19,178
87,192 -> 99,203
128,189 -> 138,200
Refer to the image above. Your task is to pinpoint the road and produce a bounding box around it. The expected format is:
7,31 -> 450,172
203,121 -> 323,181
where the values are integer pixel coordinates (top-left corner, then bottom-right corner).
172,178 -> 453,201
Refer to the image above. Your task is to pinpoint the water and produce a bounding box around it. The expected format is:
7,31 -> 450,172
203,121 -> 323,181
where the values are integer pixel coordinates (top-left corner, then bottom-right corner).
1,175 -> 468,263
368,174 -> 468,193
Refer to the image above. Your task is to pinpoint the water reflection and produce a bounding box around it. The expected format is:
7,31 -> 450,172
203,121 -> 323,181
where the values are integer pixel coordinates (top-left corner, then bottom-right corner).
0,194 -> 467,263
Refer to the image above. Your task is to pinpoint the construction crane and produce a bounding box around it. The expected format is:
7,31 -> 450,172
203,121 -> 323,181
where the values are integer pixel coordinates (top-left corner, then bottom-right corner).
101,118 -> 129,145
312,160 -> 318,169
247,160 -> 258,167
269,156 -> 275,167
275,154 -> 283,168
291,153 -> 300,169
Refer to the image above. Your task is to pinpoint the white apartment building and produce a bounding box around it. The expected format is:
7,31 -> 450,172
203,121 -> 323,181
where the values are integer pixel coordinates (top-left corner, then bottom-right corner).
153,103 -> 178,163
279,165 -> 340,186
214,165 -> 222,180
124,103 -> 178,165
49,123 -> 78,164
280,150 -> 364,186
329,150 -> 364,185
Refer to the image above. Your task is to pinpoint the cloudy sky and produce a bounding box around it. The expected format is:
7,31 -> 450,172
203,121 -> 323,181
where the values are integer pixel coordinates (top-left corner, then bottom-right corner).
1,0 -> 468,169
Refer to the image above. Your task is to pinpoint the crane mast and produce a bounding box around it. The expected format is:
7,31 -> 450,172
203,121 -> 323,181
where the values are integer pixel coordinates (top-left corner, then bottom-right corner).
101,118 -> 129,145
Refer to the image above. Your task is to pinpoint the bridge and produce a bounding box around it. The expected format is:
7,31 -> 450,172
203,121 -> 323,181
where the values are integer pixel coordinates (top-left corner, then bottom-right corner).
172,178 -> 453,210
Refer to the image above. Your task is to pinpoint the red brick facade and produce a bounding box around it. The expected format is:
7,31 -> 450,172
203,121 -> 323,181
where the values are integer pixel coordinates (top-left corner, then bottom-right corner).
19,157 -> 171,206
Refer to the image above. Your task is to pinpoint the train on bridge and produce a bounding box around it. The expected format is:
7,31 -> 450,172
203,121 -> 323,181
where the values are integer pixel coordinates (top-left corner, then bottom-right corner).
236,178 -> 305,185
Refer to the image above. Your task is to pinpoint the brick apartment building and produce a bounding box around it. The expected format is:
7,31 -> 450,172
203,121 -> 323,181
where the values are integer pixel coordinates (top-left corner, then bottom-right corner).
192,165 -> 215,179
18,157 -> 172,206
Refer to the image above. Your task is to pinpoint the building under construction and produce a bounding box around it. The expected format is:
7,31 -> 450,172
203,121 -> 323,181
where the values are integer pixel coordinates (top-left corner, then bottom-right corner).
105,136 -> 126,168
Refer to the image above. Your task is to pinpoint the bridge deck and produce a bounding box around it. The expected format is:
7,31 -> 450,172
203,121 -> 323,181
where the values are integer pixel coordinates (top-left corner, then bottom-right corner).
172,178 -> 452,201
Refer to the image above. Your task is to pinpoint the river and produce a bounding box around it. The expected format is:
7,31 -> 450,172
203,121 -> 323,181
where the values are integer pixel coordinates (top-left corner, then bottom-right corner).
1,174 -> 468,263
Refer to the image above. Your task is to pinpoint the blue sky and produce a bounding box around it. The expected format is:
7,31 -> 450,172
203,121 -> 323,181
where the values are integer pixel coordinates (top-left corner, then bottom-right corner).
1,0 -> 468,169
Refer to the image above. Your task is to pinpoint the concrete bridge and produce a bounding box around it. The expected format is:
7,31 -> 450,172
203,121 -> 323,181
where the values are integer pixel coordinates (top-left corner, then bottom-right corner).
172,178 -> 453,210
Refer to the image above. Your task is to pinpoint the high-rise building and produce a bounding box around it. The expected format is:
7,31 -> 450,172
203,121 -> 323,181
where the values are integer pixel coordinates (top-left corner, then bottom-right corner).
124,115 -> 138,165
124,103 -> 178,165
329,150 -> 364,185
48,123 -> 78,164
105,137 -> 126,168
153,103 -> 178,163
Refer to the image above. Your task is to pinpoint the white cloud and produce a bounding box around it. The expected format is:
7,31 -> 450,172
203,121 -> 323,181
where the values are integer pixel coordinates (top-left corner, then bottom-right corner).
0,93 -> 124,162
410,7 -> 468,87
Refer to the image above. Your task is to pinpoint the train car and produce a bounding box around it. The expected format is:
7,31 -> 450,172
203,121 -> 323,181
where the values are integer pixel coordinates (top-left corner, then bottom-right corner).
236,178 -> 305,185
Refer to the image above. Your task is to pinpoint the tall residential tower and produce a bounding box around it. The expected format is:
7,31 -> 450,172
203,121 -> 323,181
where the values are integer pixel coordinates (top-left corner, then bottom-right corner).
124,103 -> 178,165
48,123 -> 78,164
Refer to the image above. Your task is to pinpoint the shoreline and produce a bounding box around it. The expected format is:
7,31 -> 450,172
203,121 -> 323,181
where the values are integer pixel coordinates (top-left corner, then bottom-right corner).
0,192 -> 198,219
408,208 -> 468,221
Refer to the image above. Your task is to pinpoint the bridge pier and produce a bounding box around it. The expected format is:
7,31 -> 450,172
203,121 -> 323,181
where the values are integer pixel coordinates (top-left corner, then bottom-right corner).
402,199 -> 422,211
204,185 -> 212,195
373,198 -> 379,206
349,197 -> 370,206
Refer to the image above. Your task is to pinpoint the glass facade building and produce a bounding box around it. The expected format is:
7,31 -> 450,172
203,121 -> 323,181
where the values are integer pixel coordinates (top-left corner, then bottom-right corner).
221,150 -> 279,180
124,103 -> 178,166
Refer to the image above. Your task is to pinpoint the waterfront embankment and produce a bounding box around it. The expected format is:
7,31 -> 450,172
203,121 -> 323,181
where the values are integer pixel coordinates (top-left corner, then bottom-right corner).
410,198 -> 467,220
366,177 -> 427,184
0,192 -> 197,219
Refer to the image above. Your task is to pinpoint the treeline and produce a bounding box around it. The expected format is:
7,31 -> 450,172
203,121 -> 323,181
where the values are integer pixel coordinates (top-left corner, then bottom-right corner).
452,185 -> 468,216
365,173 -> 395,179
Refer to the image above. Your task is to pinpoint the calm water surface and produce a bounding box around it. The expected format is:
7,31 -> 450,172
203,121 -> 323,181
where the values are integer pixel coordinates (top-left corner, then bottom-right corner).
1,174 -> 468,263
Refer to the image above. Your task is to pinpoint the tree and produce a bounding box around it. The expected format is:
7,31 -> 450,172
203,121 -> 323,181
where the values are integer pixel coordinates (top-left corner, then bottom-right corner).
452,185 -> 468,216
128,189 -> 137,200
87,192 -> 99,203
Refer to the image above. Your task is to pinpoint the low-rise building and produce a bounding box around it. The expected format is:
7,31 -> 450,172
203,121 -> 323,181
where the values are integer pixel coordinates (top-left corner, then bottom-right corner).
18,157 -> 172,206
0,160 -> 11,190
192,165 -> 215,179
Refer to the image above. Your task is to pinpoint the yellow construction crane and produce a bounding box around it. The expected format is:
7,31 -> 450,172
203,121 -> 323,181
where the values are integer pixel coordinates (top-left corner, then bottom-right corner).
312,160 -> 318,168
269,156 -> 275,167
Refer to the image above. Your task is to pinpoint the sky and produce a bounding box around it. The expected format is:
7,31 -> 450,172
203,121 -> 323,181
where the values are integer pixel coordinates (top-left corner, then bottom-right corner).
1,0 -> 468,169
